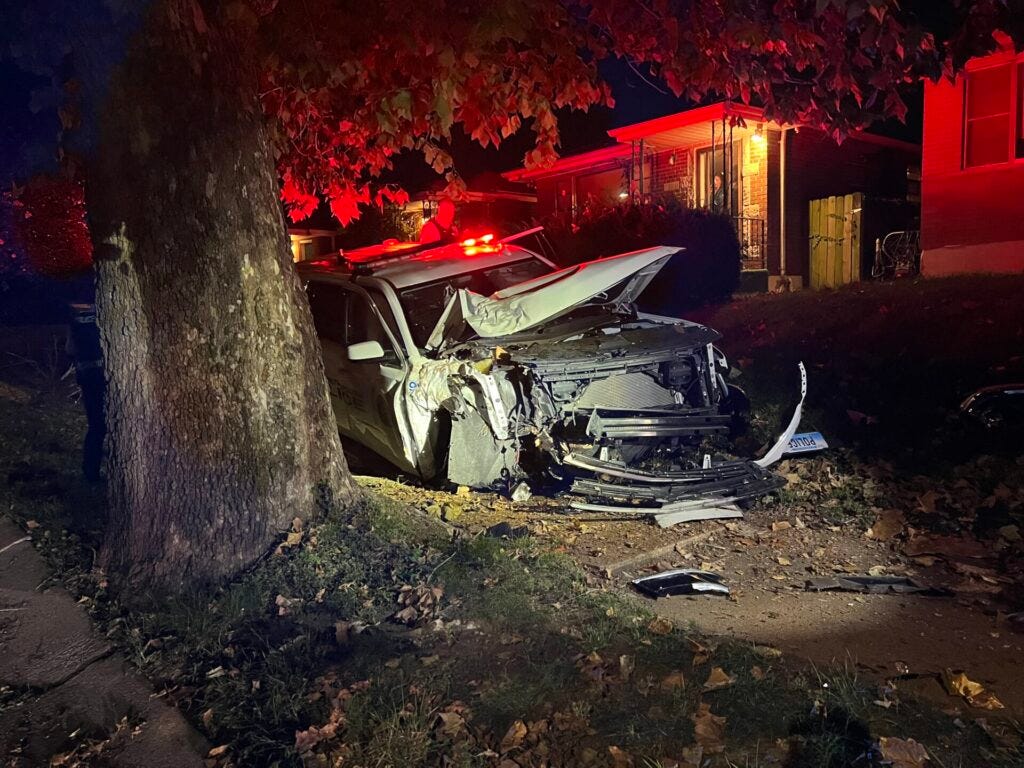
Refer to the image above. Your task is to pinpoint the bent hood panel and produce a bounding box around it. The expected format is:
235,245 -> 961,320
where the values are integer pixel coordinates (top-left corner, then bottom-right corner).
426,246 -> 681,349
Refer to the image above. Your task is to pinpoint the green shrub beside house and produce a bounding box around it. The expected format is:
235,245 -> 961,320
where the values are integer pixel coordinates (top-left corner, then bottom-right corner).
542,198 -> 742,314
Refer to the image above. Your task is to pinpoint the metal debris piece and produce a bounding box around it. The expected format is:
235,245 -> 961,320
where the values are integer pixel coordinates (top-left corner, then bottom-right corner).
484,522 -> 529,539
805,575 -> 952,597
566,452 -> 782,526
654,503 -> 743,528
510,481 -> 532,503
960,383 -> 1024,430
755,362 -> 807,468
632,569 -> 730,598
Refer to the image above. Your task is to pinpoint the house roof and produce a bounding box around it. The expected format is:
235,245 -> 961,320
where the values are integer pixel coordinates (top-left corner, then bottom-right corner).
502,100 -> 920,183
607,102 -> 770,146
502,144 -> 632,183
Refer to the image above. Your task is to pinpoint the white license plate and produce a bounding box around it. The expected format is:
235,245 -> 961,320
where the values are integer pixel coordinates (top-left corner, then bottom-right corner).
785,431 -> 828,455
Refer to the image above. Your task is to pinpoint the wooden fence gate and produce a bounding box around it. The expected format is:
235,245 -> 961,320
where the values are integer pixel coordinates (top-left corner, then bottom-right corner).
809,192 -> 863,289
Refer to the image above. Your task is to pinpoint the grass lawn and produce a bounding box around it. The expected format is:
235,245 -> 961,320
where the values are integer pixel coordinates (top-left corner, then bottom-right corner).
1,275 -> 1022,767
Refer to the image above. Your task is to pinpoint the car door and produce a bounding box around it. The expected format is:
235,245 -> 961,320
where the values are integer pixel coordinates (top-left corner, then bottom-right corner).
306,280 -> 354,434
337,286 -> 415,473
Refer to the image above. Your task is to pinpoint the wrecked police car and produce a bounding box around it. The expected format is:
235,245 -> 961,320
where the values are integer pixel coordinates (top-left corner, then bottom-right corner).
299,232 -> 802,518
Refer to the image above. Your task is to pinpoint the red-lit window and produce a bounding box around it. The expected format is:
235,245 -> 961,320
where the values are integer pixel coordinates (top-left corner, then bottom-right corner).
964,64 -> 1012,167
1017,64 -> 1024,158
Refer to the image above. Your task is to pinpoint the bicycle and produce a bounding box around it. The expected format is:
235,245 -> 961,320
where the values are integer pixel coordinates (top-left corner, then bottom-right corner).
872,229 -> 920,278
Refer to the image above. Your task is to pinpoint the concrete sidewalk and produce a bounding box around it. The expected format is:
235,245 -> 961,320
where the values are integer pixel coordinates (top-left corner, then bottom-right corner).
0,517 -> 208,766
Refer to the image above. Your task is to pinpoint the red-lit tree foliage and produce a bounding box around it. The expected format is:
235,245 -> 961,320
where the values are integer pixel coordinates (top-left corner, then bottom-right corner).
267,0 -> 1024,223
75,0 -> 1018,592
0,176 -> 92,278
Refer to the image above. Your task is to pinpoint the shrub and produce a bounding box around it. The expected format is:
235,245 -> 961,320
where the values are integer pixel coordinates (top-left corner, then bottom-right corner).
541,197 -> 741,313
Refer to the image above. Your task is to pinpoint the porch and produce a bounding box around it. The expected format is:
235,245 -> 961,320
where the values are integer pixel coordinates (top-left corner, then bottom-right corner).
608,102 -> 780,275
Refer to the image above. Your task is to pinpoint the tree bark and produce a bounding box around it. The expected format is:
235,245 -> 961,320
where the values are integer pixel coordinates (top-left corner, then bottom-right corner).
85,0 -> 355,592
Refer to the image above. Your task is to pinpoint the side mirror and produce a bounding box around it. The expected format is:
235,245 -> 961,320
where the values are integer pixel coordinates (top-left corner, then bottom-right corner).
347,340 -> 385,362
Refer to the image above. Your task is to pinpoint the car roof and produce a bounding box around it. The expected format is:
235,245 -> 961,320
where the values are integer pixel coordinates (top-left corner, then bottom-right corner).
296,242 -> 545,290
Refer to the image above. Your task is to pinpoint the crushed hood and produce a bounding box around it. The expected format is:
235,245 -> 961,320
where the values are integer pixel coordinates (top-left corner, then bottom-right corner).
426,246 -> 681,349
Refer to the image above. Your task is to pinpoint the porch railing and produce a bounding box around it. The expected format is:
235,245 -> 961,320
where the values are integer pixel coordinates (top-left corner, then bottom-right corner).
733,216 -> 767,271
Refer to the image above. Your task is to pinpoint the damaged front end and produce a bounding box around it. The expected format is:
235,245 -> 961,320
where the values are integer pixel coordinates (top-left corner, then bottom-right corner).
408,246 -> 804,515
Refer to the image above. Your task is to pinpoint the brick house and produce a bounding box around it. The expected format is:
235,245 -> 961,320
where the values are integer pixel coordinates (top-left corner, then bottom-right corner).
504,102 -> 920,290
921,38 -> 1024,276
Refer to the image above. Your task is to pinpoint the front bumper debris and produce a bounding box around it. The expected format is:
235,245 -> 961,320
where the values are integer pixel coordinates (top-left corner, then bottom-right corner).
565,363 -> 807,526
565,453 -> 783,526
632,568 -> 730,598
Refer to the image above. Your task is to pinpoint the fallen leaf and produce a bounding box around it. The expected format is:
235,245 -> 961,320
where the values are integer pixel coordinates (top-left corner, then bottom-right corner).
500,719 -> 527,752
660,671 -> 686,691
776,556 -> 792,566
25,520 -> 39,530
916,490 -> 942,514
436,711 -> 465,737
687,638 -> 710,666
867,510 -> 905,541
202,708 -> 214,728
208,745 -> 229,758
692,702 -> 726,753
846,409 -> 878,426
275,594 -> 301,616
998,525 -> 1020,542
879,736 -> 928,767
941,669 -> 1005,709
647,616 -> 673,636
679,744 -> 703,768
608,745 -> 633,767
703,667 -> 737,691
750,665 -> 765,681
903,535 -> 990,560
619,654 -> 635,681
771,521 -> 791,532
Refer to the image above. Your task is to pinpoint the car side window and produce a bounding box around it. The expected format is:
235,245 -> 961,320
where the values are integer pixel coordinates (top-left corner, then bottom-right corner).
347,293 -> 400,364
306,281 -> 348,345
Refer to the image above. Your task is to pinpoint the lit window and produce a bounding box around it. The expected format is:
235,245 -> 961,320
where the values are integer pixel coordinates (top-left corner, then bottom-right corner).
964,64 -> 1012,167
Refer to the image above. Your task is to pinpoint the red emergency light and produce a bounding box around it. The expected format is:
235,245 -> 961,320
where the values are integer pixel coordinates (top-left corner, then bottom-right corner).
459,232 -> 498,256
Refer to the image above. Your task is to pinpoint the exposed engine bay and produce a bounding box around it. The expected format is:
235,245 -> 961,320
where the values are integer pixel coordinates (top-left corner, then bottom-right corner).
410,307 -> 804,520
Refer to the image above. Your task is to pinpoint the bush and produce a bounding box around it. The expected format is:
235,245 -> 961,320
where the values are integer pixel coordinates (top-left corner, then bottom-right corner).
542,197 -> 741,313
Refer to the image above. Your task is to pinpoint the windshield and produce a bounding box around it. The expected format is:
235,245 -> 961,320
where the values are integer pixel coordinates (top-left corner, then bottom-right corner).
399,257 -> 552,347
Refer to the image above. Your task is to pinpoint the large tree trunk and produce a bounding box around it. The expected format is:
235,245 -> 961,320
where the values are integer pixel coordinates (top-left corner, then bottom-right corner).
85,0 -> 355,592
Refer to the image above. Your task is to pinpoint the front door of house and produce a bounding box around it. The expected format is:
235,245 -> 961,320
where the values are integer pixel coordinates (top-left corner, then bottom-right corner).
696,141 -> 742,217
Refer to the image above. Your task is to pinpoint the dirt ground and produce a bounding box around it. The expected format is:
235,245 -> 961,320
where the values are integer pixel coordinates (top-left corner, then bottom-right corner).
358,472 -> 1024,720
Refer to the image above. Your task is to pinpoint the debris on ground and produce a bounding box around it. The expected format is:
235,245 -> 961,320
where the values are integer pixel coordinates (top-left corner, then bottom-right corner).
941,669 -> 1006,710
484,521 -> 530,539
804,575 -> 953,597
632,569 -> 729,598
511,481 -> 532,503
878,736 -> 930,768
784,431 -> 829,456
390,584 -> 444,626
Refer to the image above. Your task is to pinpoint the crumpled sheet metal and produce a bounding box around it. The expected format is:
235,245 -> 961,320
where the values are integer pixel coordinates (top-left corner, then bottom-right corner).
632,569 -> 729,598
433,247 -> 677,344
755,361 -> 807,468
805,575 -> 953,597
